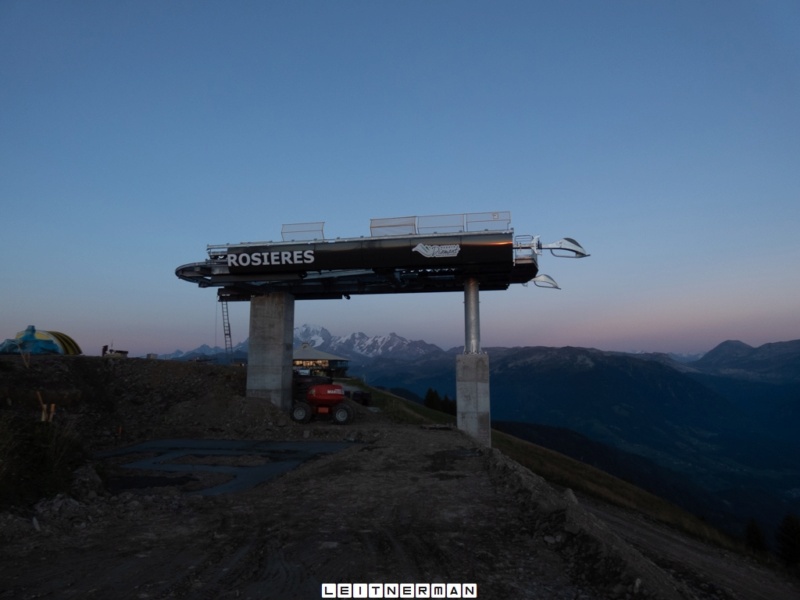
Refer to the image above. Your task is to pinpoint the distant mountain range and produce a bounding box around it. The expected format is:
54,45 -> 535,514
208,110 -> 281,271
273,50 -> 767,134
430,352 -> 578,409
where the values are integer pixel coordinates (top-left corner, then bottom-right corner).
159,324 -> 444,363
162,324 -> 709,365
690,339 -> 800,383
162,326 -> 800,546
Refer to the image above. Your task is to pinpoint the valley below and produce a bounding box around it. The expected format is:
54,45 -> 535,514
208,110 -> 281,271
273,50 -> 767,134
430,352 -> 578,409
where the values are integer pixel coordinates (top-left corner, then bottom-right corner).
352,340 -> 800,549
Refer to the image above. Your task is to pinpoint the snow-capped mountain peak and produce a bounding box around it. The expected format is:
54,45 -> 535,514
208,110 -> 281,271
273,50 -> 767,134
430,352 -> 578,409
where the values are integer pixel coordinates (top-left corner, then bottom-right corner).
293,325 -> 443,360
293,324 -> 332,349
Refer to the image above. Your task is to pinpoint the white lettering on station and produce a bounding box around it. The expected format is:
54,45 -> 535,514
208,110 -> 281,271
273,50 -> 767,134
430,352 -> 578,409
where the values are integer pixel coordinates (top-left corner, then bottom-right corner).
226,249 -> 315,268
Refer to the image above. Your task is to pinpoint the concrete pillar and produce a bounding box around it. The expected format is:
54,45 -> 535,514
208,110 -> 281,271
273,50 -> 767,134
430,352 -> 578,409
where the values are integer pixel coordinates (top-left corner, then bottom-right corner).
464,277 -> 481,354
457,278 -> 491,447
456,353 -> 491,447
247,293 -> 295,411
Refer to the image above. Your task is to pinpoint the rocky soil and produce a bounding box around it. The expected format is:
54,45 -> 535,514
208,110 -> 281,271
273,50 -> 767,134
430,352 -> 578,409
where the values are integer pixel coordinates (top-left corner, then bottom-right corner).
0,355 -> 798,600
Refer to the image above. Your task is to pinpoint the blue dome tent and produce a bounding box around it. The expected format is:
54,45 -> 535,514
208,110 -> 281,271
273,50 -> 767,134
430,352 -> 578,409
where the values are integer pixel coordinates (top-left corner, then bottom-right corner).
0,325 -> 82,355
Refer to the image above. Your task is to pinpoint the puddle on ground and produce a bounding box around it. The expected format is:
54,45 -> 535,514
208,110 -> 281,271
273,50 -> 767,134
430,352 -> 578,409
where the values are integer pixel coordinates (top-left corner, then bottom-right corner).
97,439 -> 352,496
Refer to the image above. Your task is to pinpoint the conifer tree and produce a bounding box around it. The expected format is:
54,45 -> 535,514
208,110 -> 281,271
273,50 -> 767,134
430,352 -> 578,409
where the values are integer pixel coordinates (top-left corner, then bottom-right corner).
424,388 -> 442,411
745,518 -> 767,553
776,514 -> 800,566
441,394 -> 456,415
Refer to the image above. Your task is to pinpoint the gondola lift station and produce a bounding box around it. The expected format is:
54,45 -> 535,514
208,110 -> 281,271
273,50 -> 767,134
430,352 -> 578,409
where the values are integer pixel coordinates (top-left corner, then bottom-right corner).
176,211 -> 589,446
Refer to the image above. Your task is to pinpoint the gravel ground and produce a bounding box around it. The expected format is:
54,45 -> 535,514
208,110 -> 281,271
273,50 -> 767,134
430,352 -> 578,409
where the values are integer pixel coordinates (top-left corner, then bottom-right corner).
1,355 -> 798,600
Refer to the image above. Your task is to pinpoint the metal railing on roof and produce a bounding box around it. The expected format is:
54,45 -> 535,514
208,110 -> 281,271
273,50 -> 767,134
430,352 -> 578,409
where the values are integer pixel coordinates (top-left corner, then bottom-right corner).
369,211 -> 511,237
205,212 -> 512,255
281,222 -> 326,241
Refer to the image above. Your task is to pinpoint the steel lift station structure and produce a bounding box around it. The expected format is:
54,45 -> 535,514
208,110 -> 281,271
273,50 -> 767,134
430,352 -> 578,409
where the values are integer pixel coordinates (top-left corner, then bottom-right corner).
176,211 -> 588,447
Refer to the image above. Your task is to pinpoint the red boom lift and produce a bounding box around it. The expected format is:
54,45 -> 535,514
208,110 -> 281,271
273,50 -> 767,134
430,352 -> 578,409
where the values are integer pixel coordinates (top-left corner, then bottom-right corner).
290,378 -> 354,425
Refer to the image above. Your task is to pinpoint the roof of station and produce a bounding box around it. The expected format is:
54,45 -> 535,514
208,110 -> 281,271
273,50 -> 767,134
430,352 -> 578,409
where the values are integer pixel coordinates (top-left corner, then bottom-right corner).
293,343 -> 348,363
176,212 -> 544,301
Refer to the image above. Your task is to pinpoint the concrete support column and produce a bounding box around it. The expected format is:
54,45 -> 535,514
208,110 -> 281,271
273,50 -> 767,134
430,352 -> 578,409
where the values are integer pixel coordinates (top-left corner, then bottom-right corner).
247,293 -> 295,411
464,277 -> 481,354
456,353 -> 491,447
457,278 -> 491,447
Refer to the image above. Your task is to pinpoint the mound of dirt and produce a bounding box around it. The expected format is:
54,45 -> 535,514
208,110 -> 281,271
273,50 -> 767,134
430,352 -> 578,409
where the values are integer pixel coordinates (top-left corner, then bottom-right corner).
0,355 -> 797,600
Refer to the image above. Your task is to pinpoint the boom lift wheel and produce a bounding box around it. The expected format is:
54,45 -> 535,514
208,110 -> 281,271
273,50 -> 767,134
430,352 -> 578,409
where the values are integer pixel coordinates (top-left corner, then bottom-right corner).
332,403 -> 354,425
291,401 -> 314,424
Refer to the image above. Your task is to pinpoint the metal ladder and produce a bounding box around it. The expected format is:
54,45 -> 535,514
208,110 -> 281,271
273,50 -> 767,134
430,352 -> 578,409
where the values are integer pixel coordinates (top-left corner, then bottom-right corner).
221,301 -> 233,354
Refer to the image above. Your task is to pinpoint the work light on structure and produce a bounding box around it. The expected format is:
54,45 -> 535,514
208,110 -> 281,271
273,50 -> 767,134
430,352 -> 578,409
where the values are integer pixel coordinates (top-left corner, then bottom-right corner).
535,237 -> 590,258
526,236 -> 589,289
530,274 -> 561,289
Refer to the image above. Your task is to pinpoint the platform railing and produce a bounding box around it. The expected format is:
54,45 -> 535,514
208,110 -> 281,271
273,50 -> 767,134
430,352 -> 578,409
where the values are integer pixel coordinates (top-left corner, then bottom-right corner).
205,212 -> 514,256
281,222 -> 326,241
513,234 -> 537,263
370,211 -> 511,237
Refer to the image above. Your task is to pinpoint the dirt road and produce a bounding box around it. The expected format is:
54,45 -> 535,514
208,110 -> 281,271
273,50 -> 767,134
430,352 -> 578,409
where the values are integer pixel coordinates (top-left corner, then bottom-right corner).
2,415 -> 797,600
1,420 -> 590,599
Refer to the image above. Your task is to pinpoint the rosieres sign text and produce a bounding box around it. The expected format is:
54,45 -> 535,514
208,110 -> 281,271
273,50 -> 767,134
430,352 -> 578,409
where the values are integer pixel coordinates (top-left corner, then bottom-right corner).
217,233 -> 512,277
226,250 -> 315,267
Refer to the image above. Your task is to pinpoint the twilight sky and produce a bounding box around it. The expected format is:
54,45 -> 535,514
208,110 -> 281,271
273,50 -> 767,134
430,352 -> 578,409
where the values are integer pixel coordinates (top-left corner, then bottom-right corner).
2,1 -> 799,357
